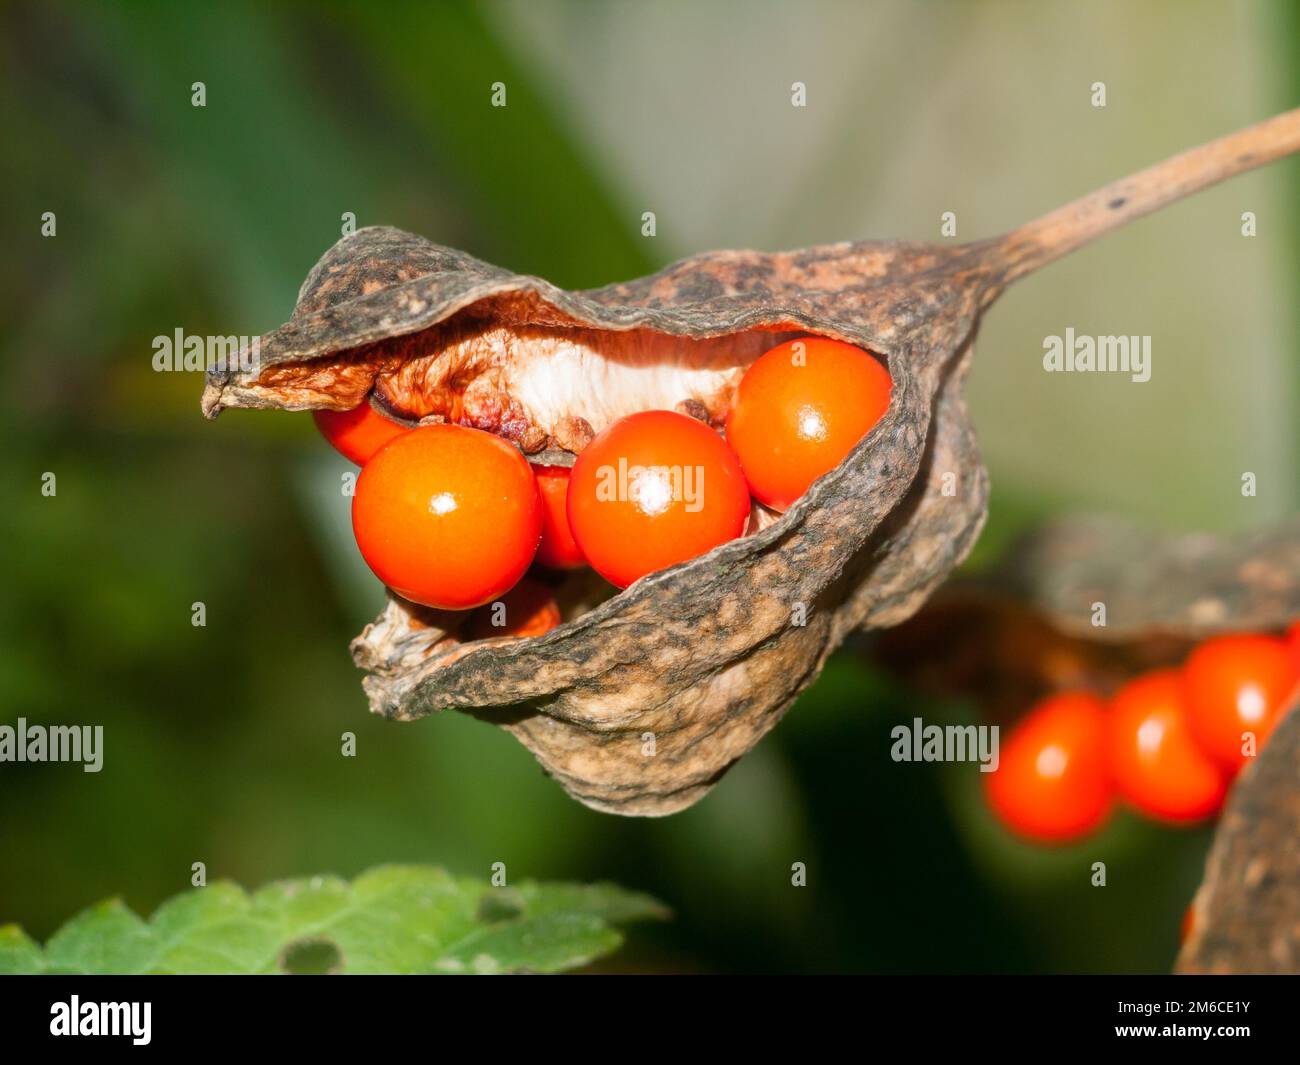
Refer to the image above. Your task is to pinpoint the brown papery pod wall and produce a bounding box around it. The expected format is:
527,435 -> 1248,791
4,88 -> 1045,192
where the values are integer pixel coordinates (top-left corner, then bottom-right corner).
203,109 -> 1300,817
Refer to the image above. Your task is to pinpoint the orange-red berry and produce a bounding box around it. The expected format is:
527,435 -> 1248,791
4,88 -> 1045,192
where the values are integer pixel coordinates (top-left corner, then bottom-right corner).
1182,634 -> 1295,775
313,403 -> 406,465
1104,669 -> 1227,823
467,577 -> 562,640
725,337 -> 891,511
1285,621 -> 1300,671
567,410 -> 750,589
985,691 -> 1113,843
533,465 -> 586,570
352,425 -> 541,610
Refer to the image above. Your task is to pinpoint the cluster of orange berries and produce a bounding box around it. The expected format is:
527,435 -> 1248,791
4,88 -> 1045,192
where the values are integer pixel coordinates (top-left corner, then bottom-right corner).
985,626 -> 1300,843
313,338 -> 891,633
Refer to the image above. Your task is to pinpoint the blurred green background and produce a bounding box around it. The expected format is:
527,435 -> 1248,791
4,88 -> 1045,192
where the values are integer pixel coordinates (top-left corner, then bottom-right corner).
1,0 -> 1297,973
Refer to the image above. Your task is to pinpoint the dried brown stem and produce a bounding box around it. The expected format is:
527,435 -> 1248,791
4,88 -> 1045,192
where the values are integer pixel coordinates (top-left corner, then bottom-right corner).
994,106 -> 1300,284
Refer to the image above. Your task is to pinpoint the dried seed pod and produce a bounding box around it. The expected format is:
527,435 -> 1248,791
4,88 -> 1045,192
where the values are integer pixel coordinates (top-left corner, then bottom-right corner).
1177,692 -> 1300,974
1001,515 -> 1300,640
879,517 -> 1300,972
871,509 -> 1300,722
202,110 -> 1300,815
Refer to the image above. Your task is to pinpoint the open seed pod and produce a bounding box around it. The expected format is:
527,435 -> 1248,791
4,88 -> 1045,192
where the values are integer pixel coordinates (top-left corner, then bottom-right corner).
873,514 -> 1300,972
201,109 -> 1300,815
204,228 -> 995,815
1001,514 -> 1300,640
873,513 -> 1300,718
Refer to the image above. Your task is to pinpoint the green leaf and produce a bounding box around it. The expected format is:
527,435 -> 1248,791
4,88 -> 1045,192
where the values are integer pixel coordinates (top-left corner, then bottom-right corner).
0,925 -> 44,972
0,865 -> 668,975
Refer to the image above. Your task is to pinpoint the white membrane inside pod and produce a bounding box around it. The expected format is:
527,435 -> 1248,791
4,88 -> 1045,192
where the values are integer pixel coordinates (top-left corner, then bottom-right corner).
374,323 -> 801,434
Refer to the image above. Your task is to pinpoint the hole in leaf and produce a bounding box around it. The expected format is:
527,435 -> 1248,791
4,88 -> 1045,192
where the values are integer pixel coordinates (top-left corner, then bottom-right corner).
476,889 -> 526,923
278,936 -> 344,975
